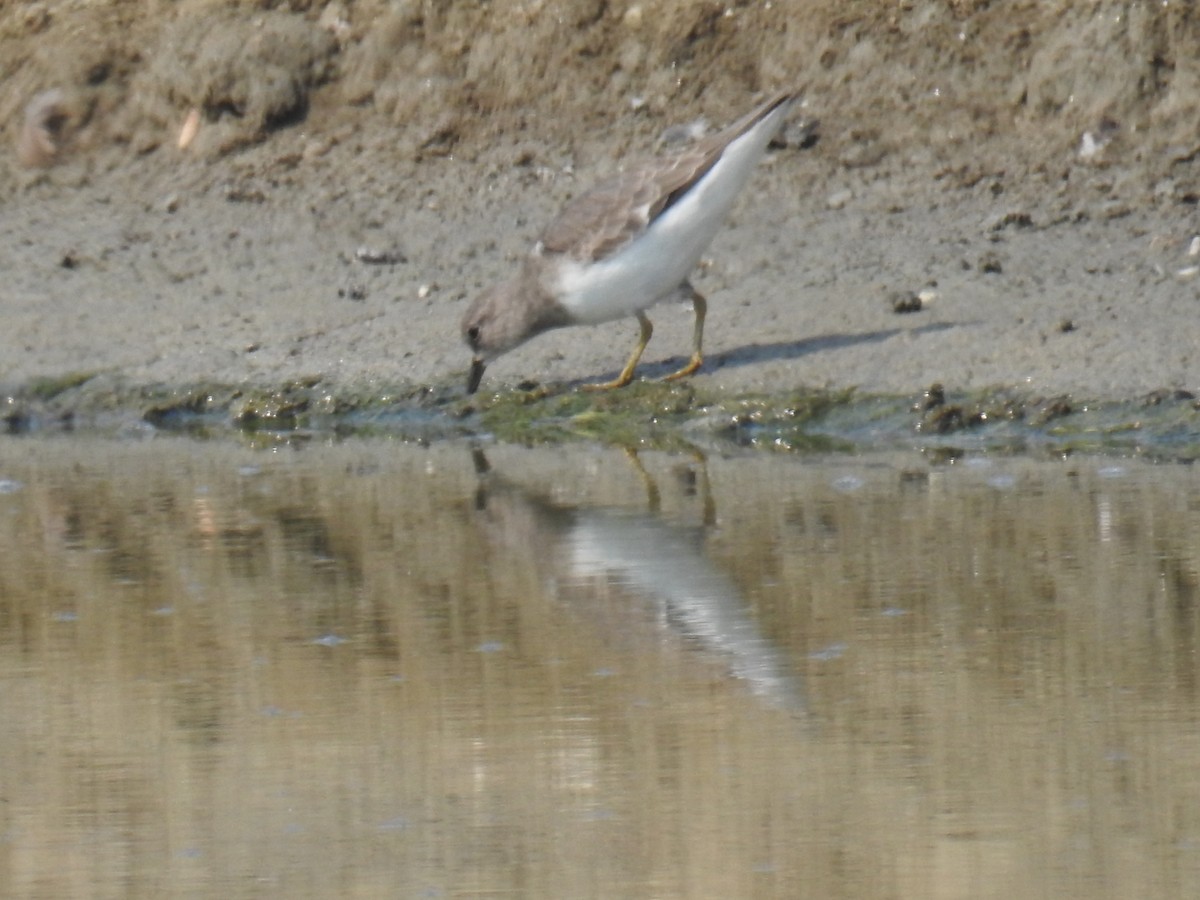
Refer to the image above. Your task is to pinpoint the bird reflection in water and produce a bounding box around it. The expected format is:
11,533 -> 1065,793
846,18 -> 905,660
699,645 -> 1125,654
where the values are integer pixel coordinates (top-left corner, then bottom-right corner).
471,448 -> 805,715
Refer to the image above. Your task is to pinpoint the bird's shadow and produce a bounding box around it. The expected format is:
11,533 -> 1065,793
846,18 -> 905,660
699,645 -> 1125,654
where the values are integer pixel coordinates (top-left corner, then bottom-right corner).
572,321 -> 959,387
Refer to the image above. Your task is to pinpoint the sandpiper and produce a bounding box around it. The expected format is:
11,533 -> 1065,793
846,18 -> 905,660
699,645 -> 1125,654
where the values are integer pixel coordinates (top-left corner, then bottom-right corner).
462,89 -> 798,393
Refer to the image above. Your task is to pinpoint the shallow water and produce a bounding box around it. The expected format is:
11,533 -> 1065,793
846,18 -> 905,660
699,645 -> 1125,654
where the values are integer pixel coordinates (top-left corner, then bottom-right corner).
0,437 -> 1197,898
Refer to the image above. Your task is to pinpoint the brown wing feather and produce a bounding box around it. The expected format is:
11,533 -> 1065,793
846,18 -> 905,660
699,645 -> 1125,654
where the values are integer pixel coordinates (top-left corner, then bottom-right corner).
540,89 -> 796,263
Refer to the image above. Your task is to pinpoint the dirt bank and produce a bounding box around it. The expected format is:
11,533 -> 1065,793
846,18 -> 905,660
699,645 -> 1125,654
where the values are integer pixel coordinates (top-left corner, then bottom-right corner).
2,1 -> 1197,412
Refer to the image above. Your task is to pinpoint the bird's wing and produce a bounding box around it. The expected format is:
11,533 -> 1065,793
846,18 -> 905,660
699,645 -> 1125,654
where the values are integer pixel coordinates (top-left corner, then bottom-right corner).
540,90 -> 797,263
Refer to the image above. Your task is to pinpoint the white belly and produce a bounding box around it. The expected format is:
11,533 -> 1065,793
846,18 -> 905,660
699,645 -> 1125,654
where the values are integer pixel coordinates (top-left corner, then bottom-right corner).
554,109 -> 784,326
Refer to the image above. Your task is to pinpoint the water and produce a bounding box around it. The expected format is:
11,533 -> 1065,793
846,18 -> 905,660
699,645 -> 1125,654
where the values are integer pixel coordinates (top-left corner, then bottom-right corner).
0,436 -> 1197,897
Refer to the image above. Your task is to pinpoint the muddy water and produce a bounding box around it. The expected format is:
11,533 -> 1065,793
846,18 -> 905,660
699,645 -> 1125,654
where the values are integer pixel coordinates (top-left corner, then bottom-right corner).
0,437 -> 1197,898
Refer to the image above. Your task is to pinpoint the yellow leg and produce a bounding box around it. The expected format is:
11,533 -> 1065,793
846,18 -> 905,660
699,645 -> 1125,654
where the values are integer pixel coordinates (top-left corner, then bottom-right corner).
661,288 -> 706,382
621,446 -> 661,514
582,311 -> 653,391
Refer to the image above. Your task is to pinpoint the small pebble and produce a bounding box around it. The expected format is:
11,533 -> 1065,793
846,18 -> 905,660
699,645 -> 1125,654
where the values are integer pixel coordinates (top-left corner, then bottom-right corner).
826,188 -> 852,210
177,108 -> 201,150
17,89 -> 67,168
772,117 -> 820,150
920,382 -> 945,410
1078,131 -> 1100,160
355,246 -> 406,265
978,252 -> 1003,274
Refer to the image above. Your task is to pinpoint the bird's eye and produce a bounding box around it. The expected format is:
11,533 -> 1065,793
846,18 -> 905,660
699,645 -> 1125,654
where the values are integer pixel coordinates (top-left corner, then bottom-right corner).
466,325 -> 481,347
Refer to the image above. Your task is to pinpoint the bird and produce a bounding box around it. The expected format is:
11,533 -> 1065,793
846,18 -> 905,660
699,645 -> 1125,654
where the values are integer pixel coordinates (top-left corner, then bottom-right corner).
461,89 -> 798,394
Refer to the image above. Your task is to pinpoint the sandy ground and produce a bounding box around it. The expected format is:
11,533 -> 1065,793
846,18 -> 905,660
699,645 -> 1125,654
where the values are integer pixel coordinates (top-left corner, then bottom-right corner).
1,1 -> 1198,407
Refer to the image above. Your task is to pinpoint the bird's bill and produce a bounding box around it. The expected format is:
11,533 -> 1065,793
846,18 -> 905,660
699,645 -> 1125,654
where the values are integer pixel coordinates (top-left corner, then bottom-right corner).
466,357 -> 487,394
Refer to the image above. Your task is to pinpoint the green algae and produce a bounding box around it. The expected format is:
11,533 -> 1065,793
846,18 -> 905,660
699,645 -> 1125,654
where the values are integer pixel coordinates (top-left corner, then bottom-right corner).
24,371 -> 99,401
467,381 -> 856,451
471,380 -> 706,448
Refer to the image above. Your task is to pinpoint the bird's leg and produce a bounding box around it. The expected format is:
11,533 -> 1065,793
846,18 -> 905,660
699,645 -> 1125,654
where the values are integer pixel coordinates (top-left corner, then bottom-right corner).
582,311 -> 653,391
620,446 -> 662,514
661,285 -> 706,382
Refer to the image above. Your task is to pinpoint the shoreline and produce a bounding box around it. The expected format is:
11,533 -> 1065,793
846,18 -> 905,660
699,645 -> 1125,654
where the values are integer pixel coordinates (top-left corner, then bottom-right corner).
4,368 -> 1197,461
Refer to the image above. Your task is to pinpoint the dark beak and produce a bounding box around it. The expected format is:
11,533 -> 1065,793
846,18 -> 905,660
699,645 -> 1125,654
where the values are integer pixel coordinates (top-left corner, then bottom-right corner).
466,357 -> 486,394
